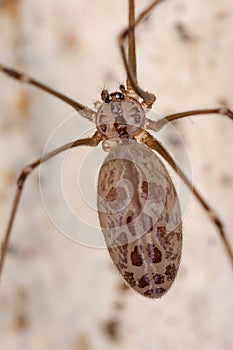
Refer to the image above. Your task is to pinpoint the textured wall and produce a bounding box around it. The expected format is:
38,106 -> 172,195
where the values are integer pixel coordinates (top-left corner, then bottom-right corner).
0,0 -> 232,349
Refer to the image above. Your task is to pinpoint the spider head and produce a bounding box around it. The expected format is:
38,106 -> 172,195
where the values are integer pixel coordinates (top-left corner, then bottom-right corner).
96,87 -> 145,148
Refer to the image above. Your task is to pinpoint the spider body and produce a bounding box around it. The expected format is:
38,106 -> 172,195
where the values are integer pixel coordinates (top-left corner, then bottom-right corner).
98,140 -> 182,298
0,0 -> 232,298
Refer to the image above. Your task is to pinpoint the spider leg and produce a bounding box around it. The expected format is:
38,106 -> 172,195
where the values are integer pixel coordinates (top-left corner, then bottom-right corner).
0,131 -> 102,281
146,108 -> 233,131
119,0 -> 165,108
0,63 -> 96,122
127,0 -> 137,91
141,131 -> 233,266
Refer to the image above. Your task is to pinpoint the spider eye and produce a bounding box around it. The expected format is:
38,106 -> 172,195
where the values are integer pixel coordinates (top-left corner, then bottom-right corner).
105,95 -> 112,103
115,92 -> 124,101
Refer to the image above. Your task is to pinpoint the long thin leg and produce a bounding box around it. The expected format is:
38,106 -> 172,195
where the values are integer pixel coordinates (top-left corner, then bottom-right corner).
0,131 -> 102,281
127,0 -> 137,91
145,108 -> 233,131
142,131 -> 233,266
0,63 -> 96,122
120,0 -> 165,108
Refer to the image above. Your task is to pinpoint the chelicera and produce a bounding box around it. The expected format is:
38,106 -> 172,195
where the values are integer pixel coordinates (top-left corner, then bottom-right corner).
0,0 -> 232,298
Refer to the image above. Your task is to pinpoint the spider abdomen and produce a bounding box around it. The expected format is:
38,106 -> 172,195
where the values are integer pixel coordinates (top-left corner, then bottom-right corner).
97,141 -> 182,298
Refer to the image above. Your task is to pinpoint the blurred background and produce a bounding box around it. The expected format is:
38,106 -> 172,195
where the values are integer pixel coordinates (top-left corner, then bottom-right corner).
0,0 -> 232,349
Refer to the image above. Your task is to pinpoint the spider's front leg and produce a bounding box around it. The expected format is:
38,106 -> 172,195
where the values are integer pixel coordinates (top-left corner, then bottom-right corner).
0,63 -> 96,122
118,0 -> 165,108
146,107 -> 233,132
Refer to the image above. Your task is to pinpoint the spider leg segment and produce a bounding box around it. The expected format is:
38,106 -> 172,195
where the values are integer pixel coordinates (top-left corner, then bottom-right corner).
140,131 -> 233,266
0,63 -> 96,122
0,132 -> 102,281
119,0 -> 165,108
146,108 -> 233,132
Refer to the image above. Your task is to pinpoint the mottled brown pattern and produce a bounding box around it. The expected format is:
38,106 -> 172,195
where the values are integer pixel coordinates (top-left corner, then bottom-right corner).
147,244 -> 162,263
118,245 -> 128,269
106,187 -> 117,201
165,264 -> 177,281
96,99 -> 145,139
130,244 -> 144,266
141,181 -> 148,199
138,274 -> 150,288
153,273 -> 165,284
157,227 -> 182,260
109,244 -> 128,270
144,289 -> 155,297
123,271 -> 136,287
98,142 -> 182,298
144,287 -> 166,298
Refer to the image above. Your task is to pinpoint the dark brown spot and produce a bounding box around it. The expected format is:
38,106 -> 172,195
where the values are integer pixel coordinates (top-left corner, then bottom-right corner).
138,274 -> 150,288
116,125 -> 128,137
144,289 -> 155,297
131,244 -> 143,266
147,244 -> 162,263
126,215 -> 133,224
123,271 -> 136,287
126,211 -> 138,237
141,181 -> 148,199
153,273 -> 165,284
165,264 -> 177,281
103,319 -> 120,341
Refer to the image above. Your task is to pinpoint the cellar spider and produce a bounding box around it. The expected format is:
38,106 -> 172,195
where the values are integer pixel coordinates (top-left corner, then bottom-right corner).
0,0 -> 232,298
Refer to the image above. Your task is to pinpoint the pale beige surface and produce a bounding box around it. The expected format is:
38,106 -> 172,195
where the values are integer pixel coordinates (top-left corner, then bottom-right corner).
0,0 -> 233,350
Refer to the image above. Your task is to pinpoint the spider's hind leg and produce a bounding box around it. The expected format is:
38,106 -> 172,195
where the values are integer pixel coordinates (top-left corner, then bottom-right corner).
0,132 -> 102,281
142,131 -> 233,266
